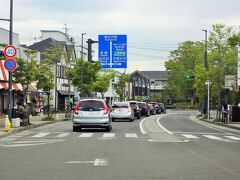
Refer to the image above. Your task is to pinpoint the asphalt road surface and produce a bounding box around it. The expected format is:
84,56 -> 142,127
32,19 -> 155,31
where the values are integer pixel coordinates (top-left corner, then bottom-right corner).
1,110 -> 240,180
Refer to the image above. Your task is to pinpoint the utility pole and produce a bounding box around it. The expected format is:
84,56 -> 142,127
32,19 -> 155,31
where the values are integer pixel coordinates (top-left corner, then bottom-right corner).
80,33 -> 86,97
0,0 -> 14,124
8,0 -> 13,124
202,30 -> 209,118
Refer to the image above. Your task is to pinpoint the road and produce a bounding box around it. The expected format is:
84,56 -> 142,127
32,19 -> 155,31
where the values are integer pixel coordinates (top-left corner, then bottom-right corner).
1,110 -> 240,180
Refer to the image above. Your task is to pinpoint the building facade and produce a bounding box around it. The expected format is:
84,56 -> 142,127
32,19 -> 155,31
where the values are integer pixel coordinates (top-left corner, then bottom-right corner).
129,70 -> 170,102
129,70 -> 150,101
28,37 -> 76,112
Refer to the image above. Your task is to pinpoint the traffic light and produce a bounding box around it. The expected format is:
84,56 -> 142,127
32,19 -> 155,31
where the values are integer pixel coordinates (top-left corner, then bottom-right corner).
186,75 -> 195,80
86,39 -> 98,62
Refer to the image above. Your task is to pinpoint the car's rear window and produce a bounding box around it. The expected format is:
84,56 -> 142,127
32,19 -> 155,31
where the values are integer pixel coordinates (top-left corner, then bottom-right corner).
148,104 -> 153,107
138,103 -> 145,108
130,103 -> 137,109
79,100 -> 103,111
112,102 -> 128,108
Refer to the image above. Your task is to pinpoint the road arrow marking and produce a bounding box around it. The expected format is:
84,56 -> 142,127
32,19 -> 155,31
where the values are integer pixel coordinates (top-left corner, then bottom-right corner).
94,159 -> 108,166
65,159 -> 108,166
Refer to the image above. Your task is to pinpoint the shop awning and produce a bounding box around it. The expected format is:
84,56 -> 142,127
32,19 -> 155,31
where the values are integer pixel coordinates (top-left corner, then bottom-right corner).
27,84 -> 37,92
0,82 -> 23,91
0,60 -> 23,91
57,90 -> 75,96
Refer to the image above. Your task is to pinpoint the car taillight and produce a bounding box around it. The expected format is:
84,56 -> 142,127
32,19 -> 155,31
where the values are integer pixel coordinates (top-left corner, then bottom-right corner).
102,102 -> 108,115
74,102 -> 80,114
128,107 -> 131,112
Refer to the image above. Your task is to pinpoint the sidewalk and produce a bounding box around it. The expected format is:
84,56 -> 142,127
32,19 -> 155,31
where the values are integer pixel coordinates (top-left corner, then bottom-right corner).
198,110 -> 240,131
0,113 -> 68,138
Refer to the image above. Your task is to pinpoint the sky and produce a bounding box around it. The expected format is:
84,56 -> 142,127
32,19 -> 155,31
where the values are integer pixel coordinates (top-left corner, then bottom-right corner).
1,0 -> 240,73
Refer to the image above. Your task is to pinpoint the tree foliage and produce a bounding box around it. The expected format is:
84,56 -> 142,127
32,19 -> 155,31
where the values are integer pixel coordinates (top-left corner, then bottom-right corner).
93,72 -> 115,98
116,73 -> 130,101
68,60 -> 101,96
165,23 -> 238,107
13,50 -> 39,104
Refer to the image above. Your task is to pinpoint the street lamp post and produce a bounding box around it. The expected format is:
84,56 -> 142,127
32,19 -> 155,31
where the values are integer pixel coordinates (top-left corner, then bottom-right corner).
80,33 -> 86,97
202,30 -> 209,118
205,80 -> 211,119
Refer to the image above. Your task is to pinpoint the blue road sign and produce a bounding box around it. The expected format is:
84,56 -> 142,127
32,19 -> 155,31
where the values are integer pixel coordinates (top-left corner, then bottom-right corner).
98,35 -> 127,68
4,58 -> 17,71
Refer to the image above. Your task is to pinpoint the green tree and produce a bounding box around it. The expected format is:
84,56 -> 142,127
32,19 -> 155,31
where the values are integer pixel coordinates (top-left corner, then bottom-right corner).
165,41 -> 204,105
69,60 -> 101,97
13,50 -> 39,105
36,59 -> 55,117
207,24 -> 236,118
93,72 -> 115,99
116,73 -> 130,101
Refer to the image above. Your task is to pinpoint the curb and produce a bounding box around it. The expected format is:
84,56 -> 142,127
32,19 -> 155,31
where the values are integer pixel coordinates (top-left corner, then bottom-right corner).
0,118 -> 70,139
196,114 -> 240,131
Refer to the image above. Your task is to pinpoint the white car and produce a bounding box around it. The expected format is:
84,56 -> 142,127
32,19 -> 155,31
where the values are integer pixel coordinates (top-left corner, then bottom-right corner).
72,99 -> 112,132
111,102 -> 134,122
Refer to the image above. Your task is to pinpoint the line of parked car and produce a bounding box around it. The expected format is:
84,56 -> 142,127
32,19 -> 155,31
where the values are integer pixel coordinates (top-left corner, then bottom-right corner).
72,98 -> 165,132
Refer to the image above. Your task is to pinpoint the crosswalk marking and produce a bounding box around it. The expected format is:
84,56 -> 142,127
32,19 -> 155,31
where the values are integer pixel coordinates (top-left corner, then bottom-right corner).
125,133 -> 138,138
102,133 -> 115,138
79,133 -> 94,138
181,134 -> 199,139
203,135 -> 222,140
56,133 -> 70,138
225,136 -> 240,140
32,133 -> 50,138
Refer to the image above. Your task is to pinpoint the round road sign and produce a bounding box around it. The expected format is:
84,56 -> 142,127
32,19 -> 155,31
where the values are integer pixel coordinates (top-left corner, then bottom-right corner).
4,45 -> 17,58
4,58 -> 17,71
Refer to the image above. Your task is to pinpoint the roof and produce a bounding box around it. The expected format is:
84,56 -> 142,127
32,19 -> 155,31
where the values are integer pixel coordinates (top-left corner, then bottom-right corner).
28,38 -> 66,63
130,70 -> 149,79
140,71 -> 170,80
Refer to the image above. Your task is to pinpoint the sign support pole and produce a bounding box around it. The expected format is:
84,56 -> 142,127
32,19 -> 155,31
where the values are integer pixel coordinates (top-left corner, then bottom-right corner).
8,0 -> 13,124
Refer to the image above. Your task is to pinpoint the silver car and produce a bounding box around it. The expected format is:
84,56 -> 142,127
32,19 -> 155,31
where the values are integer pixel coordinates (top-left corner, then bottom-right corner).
73,99 -> 112,132
110,102 -> 134,122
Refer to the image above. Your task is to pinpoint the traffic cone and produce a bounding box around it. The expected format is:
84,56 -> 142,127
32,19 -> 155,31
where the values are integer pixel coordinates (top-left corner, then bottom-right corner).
4,115 -> 11,132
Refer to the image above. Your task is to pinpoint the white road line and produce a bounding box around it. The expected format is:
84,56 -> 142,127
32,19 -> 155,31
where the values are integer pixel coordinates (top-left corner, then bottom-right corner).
2,139 -> 64,147
225,136 -> 240,140
102,133 -> 115,138
182,134 -> 199,139
32,133 -> 50,138
125,133 -> 138,138
157,117 -> 173,134
56,133 -> 70,138
139,118 -> 147,134
79,133 -> 94,138
203,135 -> 222,140
94,159 -> 108,166
65,161 -> 94,164
172,131 -> 226,135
